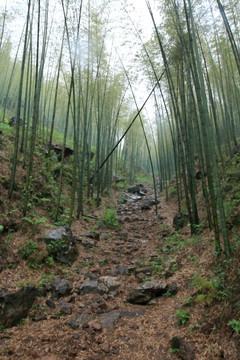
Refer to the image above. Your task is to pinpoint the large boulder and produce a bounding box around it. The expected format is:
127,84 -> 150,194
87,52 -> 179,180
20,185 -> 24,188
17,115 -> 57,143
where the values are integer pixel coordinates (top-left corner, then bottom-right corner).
0,286 -> 38,327
128,185 -> 141,194
127,280 -> 168,305
50,144 -> 73,160
98,310 -> 121,329
57,301 -> 72,315
9,116 -> 23,127
118,264 -> 129,275
50,278 -> 73,300
173,212 -> 189,230
77,279 -> 107,295
38,226 -> 79,266
232,144 -> 240,155
113,172 -> 124,183
100,276 -> 121,292
170,337 -> 195,360
67,316 -> 80,329
141,198 -> 160,210
0,257 -> 4,272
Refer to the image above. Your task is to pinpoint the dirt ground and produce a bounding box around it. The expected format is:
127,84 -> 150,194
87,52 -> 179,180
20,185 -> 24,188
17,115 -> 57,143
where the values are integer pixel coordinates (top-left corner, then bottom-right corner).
0,183 -> 240,360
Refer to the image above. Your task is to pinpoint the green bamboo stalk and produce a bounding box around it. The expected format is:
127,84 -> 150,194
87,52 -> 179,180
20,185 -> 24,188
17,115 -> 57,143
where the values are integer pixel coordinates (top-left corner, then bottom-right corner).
8,0 -> 32,199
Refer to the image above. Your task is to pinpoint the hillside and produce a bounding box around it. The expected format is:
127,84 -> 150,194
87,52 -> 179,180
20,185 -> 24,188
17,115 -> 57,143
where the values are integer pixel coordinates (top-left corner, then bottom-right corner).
0,123 -> 240,360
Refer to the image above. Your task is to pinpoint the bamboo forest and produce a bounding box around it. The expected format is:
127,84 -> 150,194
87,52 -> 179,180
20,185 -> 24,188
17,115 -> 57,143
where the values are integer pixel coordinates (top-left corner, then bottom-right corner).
0,0 -> 240,359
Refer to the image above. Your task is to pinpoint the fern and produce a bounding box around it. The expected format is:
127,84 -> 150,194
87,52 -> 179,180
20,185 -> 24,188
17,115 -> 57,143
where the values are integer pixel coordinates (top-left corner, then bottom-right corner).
228,319 -> 240,334
22,216 -> 48,225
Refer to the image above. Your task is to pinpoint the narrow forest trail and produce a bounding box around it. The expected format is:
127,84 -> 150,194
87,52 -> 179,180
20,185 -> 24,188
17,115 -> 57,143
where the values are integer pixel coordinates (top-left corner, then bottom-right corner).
1,185 -> 239,360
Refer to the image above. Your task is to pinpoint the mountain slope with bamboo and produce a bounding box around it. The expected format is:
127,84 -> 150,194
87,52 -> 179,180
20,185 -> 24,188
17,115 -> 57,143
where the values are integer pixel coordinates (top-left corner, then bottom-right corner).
0,125 -> 240,360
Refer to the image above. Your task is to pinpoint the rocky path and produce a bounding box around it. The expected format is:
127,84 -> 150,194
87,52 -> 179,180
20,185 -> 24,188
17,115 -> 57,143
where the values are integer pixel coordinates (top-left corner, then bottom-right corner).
0,185 -> 239,360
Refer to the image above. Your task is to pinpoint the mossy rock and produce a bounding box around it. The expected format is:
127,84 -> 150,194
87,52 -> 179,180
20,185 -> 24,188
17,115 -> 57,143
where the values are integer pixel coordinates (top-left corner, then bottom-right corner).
38,226 -> 79,265
173,212 -> 188,230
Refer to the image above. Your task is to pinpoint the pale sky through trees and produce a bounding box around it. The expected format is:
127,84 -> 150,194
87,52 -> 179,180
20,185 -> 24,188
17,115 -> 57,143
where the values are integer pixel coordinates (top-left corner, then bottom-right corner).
0,0 -> 158,80
0,0 -> 160,122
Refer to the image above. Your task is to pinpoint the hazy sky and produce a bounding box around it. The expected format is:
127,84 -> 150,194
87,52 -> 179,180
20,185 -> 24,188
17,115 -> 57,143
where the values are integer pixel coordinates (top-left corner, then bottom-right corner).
0,0 -> 160,118
0,0 -> 159,42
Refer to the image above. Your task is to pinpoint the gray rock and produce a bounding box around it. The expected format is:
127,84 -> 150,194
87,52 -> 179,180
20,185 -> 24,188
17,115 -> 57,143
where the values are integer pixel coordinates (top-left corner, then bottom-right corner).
36,287 -> 47,298
38,226 -> 79,265
135,267 -> 153,276
0,286 -> 38,327
50,144 -> 73,159
233,144 -> 240,155
141,201 -> 152,210
173,213 -> 189,230
150,253 -> 159,260
67,316 -> 80,329
195,170 -> 202,180
110,268 -> 118,277
100,232 -> 110,240
80,310 -> 121,330
58,300 -> 72,315
81,239 -> 96,249
128,185 -> 141,194
112,258 -> 120,264
118,265 -> 129,275
118,232 -> 128,240
123,216 -> 132,222
9,116 -> 23,127
151,198 -> 160,205
168,282 -> 178,295
99,310 -> 121,329
50,278 -> 73,300
84,232 -> 100,240
0,258 -> 4,272
100,276 -> 120,291
91,298 -> 107,312
68,295 -> 76,303
31,313 -> 47,322
77,279 -> 107,295
127,194 -> 142,201
121,310 -> 145,318
46,299 -> 55,308
170,337 -> 195,360
141,198 -> 160,210
113,172 -> 124,184
127,280 -> 167,304
80,314 -> 92,326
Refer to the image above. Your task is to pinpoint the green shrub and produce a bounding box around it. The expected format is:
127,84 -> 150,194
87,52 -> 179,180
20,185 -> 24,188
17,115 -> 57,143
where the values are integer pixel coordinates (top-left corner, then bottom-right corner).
176,309 -> 190,325
162,232 -> 183,254
170,348 -> 180,354
228,319 -> 240,335
168,186 -> 177,197
193,276 -> 213,291
117,194 -> 126,204
47,238 -> 67,254
22,216 -> 48,226
102,208 -> 120,229
192,275 -> 228,305
19,240 -> 37,260
195,293 -> 220,306
45,256 -> 55,266
179,296 -> 194,306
